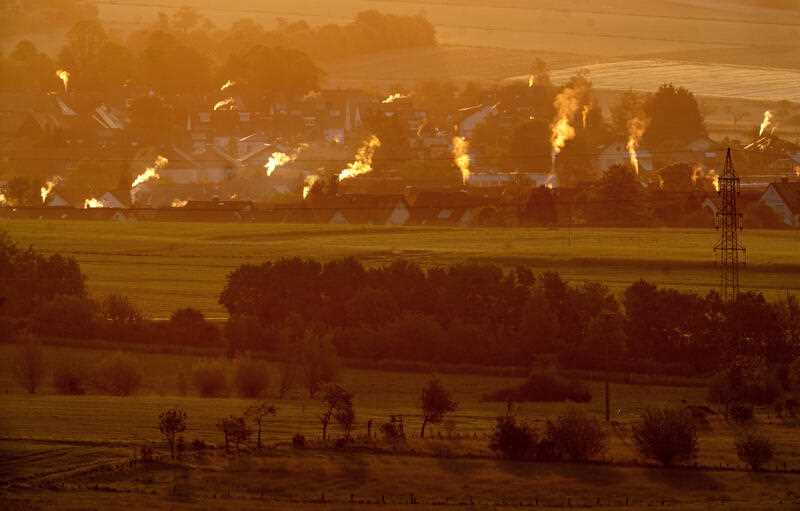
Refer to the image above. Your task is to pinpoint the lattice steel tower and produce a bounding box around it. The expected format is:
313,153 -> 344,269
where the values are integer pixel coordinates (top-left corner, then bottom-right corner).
714,148 -> 745,302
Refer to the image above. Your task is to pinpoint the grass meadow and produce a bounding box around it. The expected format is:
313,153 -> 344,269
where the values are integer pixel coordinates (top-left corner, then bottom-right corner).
2,220 -> 798,317
1,342 -> 800,509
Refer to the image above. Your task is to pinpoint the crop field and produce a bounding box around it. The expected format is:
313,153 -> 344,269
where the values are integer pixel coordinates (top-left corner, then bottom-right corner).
96,0 -> 800,59
2,220 -> 798,318
523,60 -> 800,103
1,343 -> 800,509
322,46 -> 592,88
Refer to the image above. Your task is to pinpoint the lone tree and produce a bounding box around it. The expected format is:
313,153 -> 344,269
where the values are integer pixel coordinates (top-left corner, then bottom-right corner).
335,397 -> 356,441
419,378 -> 458,438
158,408 -> 187,459
244,402 -> 277,449
319,384 -> 353,441
633,407 -> 698,466
735,430 -> 775,471
13,335 -> 45,394
217,416 -> 251,452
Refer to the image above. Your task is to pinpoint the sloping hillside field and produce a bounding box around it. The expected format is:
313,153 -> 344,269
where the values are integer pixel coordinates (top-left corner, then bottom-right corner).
1,220 -> 797,317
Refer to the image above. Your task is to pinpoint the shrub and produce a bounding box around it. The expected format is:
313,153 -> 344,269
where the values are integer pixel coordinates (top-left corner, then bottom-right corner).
234,357 -> 270,398
168,308 -> 220,346
380,418 -> 406,448
633,408 -> 698,466
545,410 -> 607,461
12,336 -> 45,394
216,415 -> 251,452
292,433 -> 306,449
484,370 -> 591,404
735,430 -> 774,471
93,353 -> 142,396
708,362 -> 783,408
52,358 -> 89,395
728,402 -> 755,424
489,416 -> 536,461
191,360 -> 228,397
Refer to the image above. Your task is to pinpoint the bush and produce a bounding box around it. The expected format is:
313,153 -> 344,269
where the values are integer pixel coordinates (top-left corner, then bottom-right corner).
33,295 -> 97,339
380,419 -> 406,448
216,415 -> 251,451
52,358 -> 89,395
234,357 -> 270,398
735,430 -> 774,471
728,402 -> 755,424
12,336 -> 45,394
489,416 -> 537,461
484,370 -> 591,403
633,408 -> 698,466
168,308 -> 220,346
191,360 -> 228,397
93,353 -> 142,396
708,362 -> 783,408
292,433 -> 306,448
545,410 -> 607,461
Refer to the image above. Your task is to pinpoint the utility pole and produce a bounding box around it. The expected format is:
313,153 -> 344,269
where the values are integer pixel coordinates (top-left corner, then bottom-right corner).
714,148 -> 745,302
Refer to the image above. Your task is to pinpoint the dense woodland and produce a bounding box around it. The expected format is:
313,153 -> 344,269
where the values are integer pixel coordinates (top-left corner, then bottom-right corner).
0,7 -> 435,97
2,232 -> 798,386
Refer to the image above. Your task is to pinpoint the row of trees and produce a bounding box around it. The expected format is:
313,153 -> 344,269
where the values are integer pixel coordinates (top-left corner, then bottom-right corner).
219,257 -> 800,377
156,397 -> 778,472
1,9 -> 435,97
156,376 -> 455,457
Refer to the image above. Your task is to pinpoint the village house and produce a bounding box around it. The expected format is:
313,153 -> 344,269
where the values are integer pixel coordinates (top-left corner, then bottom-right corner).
760,178 -> 800,227
596,142 -> 654,174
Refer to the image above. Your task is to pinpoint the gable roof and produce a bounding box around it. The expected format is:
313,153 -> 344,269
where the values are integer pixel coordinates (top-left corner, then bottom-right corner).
770,180 -> 800,213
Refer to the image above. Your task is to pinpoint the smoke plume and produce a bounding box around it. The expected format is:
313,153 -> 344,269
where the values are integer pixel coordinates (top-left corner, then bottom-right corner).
214,98 -> 235,111
382,93 -> 408,104
56,69 -> 70,93
626,117 -> 647,175
550,81 -> 588,169
303,175 -> 320,199
132,156 -> 169,189
338,135 -> 381,181
759,110 -> 773,137
84,198 -> 105,208
265,144 -> 308,176
40,177 -> 62,204
452,136 -> 471,185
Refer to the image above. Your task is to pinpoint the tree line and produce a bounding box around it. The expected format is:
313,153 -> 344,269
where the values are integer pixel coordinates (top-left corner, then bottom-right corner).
219,257 -> 800,379
0,8 -> 435,98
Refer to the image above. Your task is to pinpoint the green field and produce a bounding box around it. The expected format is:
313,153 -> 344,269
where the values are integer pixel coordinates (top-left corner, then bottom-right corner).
1,343 -> 800,509
1,220 -> 798,318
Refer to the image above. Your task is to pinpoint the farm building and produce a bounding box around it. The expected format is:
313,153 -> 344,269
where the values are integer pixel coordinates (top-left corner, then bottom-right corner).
760,179 -> 800,227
